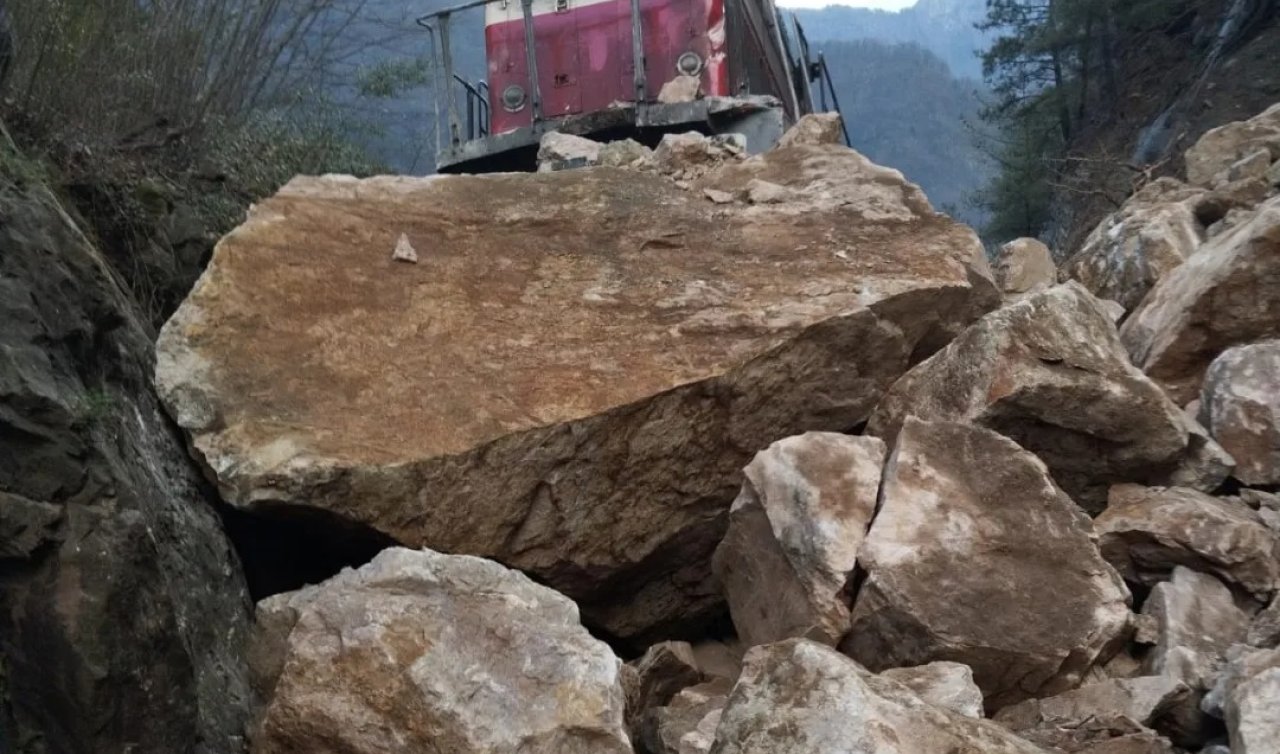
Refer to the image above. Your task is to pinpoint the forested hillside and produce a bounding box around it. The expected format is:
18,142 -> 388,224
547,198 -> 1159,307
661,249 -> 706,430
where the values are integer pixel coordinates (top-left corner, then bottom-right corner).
818,39 -> 990,226
974,0 -> 1280,247
793,0 -> 991,78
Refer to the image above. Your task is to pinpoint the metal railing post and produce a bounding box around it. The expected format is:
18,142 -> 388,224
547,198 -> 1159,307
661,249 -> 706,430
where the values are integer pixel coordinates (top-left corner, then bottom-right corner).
438,13 -> 464,146
630,0 -> 646,102
520,0 -> 544,123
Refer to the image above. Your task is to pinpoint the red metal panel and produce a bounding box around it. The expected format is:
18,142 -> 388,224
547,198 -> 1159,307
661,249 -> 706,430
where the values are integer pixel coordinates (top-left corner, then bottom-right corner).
486,0 -> 728,134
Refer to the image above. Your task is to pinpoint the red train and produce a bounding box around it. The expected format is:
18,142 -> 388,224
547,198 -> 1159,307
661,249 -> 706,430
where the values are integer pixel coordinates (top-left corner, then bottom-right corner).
419,0 -> 843,172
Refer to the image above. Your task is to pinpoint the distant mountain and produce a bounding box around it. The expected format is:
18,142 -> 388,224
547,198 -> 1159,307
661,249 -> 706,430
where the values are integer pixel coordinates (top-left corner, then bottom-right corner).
793,0 -> 991,79
819,38 -> 991,227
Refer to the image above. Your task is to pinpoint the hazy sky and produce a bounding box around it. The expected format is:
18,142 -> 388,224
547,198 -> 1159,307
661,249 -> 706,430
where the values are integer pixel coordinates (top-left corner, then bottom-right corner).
776,0 -> 915,9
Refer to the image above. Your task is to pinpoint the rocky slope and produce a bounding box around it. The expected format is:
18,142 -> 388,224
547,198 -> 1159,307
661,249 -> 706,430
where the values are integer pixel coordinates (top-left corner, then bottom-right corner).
7,104 -> 1280,753
0,169 -> 252,750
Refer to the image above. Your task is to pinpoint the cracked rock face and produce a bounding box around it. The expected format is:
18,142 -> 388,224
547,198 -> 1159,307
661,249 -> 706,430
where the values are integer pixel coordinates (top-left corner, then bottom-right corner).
155,145 -> 998,640
1096,485 -> 1280,600
843,417 -> 1132,710
711,432 -> 884,647
708,639 -> 1050,754
867,282 -> 1193,510
250,547 -> 631,754
1121,195 -> 1280,405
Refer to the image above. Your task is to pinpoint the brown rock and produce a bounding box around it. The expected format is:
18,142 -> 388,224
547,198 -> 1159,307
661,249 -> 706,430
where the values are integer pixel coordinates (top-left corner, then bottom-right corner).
537,131 -> 603,171
1248,596 -> 1280,648
640,678 -> 731,754
1202,645 -> 1280,754
1064,179 -> 1208,311
880,661 -> 985,718
624,641 -> 707,741
689,640 -> 744,681
995,237 -> 1057,297
1185,103 -> 1280,188
1199,340 -> 1280,486
1096,485 -> 1280,599
843,418 -> 1132,710
156,148 -> 999,640
711,433 -> 885,647
1142,567 -> 1249,688
867,282 -> 1193,510
1120,195 -> 1280,405
995,675 -> 1191,732
655,132 -> 745,178
251,547 -> 632,754
708,639 -> 1051,754
657,75 -> 701,104
1012,717 -> 1177,754
775,113 -> 844,147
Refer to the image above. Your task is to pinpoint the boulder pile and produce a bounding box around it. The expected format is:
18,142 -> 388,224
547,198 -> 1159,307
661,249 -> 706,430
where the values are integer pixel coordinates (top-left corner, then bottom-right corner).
153,108 -> 1280,753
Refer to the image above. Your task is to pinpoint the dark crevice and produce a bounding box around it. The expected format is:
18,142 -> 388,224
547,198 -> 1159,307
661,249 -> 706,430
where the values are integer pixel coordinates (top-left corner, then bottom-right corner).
219,502 -> 398,602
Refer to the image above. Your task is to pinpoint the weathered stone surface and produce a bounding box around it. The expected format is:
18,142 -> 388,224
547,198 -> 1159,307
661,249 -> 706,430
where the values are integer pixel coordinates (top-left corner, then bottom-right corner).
880,661 -> 984,718
655,132 -> 745,179
1165,415 -> 1235,492
775,113 -> 844,148
624,641 -> 707,741
995,237 -> 1057,297
536,131 -> 603,172
1217,646 -> 1280,754
599,139 -> 657,170
995,676 -> 1191,735
1202,644 -> 1280,719
657,74 -> 701,104
689,640 -> 745,682
1121,195 -> 1280,405
0,175 -> 252,752
1096,485 -> 1280,599
1199,341 -> 1280,485
251,547 -> 632,754
711,433 -> 884,647
843,418 -> 1132,709
1012,718 -> 1177,754
640,678 -> 731,754
1064,180 -> 1208,311
1142,567 -> 1249,688
157,146 -> 999,640
867,282 -> 1192,510
709,639 -> 1050,754
1185,103 -> 1280,188
1249,596 -> 1280,648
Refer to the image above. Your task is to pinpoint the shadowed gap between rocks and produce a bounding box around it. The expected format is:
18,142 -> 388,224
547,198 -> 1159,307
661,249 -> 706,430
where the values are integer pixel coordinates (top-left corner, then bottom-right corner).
220,502 -> 398,602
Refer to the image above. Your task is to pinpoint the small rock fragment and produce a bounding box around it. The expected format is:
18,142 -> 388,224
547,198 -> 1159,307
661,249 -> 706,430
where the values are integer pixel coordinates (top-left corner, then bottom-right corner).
391,232 -> 417,263
995,237 -> 1057,298
880,661 -> 985,718
657,75 -> 701,104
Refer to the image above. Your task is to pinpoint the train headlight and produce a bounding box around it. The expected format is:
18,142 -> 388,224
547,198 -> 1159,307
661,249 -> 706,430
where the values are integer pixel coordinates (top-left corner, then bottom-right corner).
501,84 -> 527,112
676,52 -> 703,77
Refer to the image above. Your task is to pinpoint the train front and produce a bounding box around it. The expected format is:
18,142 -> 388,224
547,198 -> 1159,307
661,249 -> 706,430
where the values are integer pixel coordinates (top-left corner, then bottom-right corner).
426,0 -> 810,173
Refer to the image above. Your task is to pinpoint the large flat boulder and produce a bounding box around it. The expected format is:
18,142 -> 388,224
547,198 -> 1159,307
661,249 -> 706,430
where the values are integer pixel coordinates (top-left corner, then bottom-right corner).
249,547 -> 631,754
707,639 -> 1050,754
867,282 -> 1193,510
1120,195 -> 1280,405
711,432 -> 885,647
843,417 -> 1132,710
156,146 -> 998,640
1199,340 -> 1280,486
